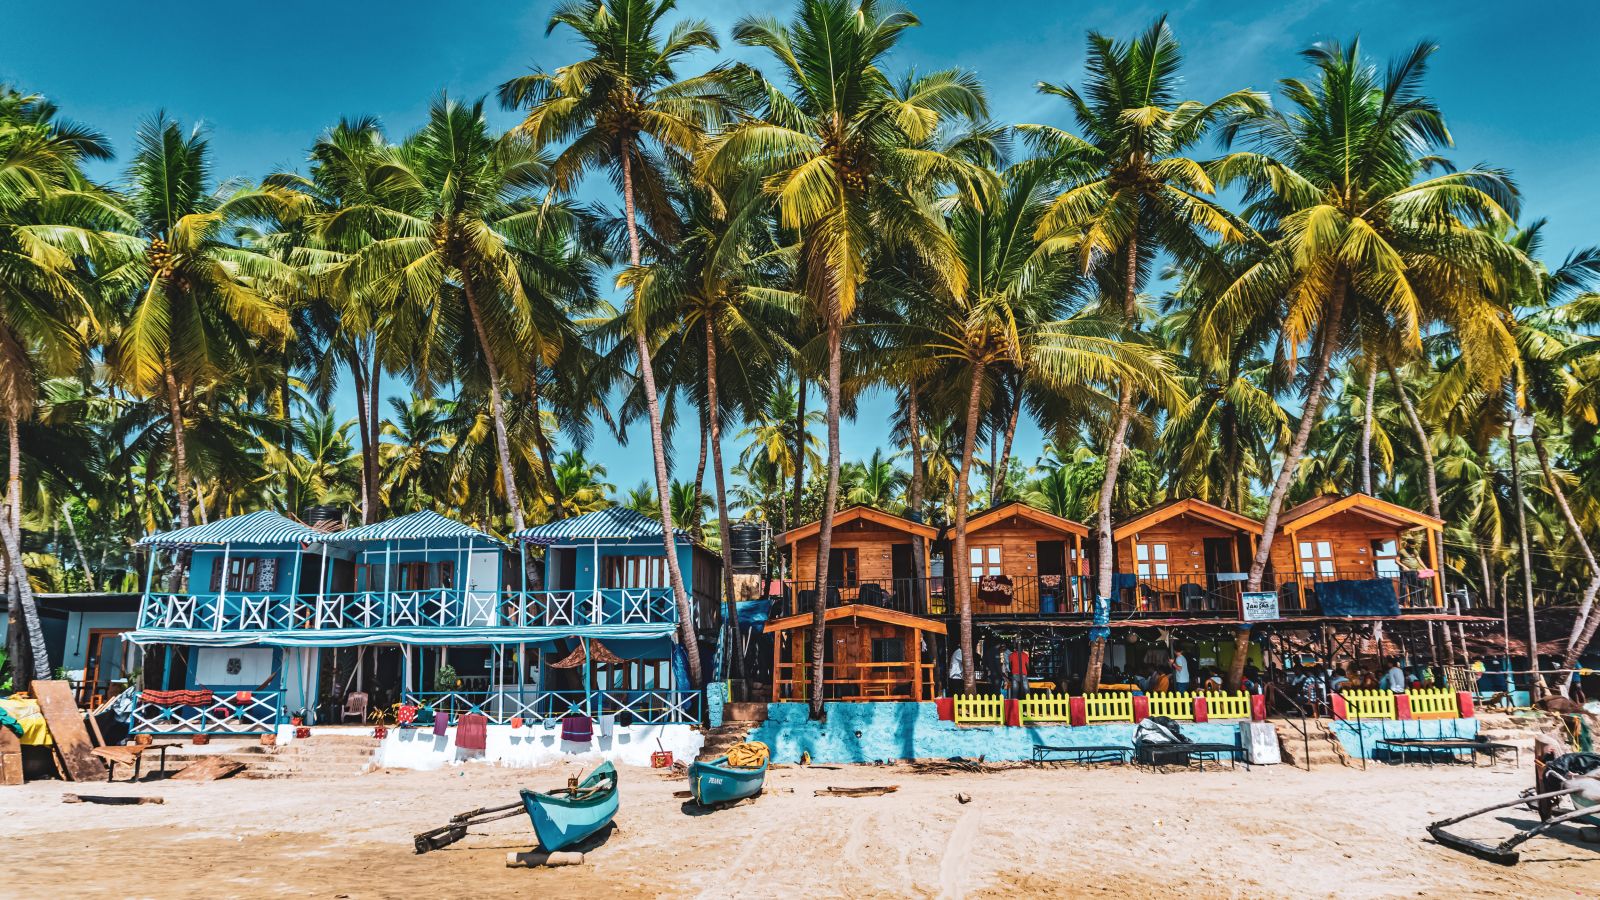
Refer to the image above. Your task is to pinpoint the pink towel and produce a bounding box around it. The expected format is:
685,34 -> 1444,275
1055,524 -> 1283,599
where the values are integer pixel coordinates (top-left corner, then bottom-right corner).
456,713 -> 488,751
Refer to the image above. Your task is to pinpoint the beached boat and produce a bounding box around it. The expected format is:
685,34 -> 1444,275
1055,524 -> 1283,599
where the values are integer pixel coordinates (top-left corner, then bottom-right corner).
519,761 -> 619,850
688,754 -> 769,806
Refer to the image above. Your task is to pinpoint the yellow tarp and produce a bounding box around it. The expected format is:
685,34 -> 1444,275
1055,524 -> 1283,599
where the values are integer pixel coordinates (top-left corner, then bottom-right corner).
0,698 -> 53,746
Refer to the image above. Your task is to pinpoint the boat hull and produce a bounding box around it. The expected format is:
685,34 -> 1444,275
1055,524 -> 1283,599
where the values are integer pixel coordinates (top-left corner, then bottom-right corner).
688,756 -> 768,806
521,761 -> 619,851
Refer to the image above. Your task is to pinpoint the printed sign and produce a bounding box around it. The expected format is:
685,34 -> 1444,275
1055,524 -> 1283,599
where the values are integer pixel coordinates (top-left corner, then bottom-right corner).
1241,591 -> 1279,622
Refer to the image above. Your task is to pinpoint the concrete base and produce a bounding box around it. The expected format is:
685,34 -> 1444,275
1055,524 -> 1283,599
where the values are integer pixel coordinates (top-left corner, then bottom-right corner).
748,701 -> 1251,765
1327,718 -> 1478,760
368,723 -> 702,770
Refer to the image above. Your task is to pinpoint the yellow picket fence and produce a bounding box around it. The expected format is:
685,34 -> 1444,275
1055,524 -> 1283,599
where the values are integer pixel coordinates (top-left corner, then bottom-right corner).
1146,691 -> 1195,721
1198,691 -> 1252,720
954,693 -> 1005,724
1339,689 -> 1397,720
1084,692 -> 1134,723
1407,688 -> 1460,719
1019,693 -> 1073,723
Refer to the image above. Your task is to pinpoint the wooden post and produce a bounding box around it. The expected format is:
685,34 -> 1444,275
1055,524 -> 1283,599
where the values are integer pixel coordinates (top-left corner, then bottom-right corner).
1426,526 -> 1443,606
1071,532 -> 1083,610
771,633 -> 781,702
909,627 -> 923,701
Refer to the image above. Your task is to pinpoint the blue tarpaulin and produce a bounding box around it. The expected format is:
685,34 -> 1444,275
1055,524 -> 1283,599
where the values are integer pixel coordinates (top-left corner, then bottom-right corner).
735,599 -> 773,626
1314,579 -> 1401,617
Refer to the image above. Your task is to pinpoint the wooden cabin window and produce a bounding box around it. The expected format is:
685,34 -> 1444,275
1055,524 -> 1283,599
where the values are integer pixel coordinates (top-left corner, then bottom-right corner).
968,546 -> 1002,579
827,548 -> 858,586
605,555 -> 667,589
396,561 -> 454,590
1371,539 -> 1400,577
871,637 -> 905,663
1135,543 -> 1168,578
1298,540 -> 1335,577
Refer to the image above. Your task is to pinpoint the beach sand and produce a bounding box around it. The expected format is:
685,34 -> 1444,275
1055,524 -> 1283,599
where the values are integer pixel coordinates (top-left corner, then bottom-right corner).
5,758 -> 1594,898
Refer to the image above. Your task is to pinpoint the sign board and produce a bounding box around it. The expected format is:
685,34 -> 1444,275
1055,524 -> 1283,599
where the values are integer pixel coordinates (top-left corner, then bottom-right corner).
1241,591 -> 1279,622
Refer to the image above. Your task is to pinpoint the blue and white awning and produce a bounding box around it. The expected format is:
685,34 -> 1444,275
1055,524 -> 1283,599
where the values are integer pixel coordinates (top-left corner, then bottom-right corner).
512,506 -> 683,545
124,623 -> 674,648
139,510 -> 324,548
314,509 -> 505,546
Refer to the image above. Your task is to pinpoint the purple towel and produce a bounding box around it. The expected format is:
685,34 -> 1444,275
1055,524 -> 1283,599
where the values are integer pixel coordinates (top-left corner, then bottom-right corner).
433,713 -> 449,737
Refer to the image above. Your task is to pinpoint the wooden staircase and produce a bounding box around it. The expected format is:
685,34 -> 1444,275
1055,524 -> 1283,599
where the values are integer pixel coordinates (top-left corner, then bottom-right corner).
153,733 -> 382,779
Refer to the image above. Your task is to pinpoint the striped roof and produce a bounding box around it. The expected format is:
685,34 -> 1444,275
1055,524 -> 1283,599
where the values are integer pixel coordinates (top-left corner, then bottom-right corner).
513,506 -> 679,545
138,510 -> 323,548
314,509 -> 503,545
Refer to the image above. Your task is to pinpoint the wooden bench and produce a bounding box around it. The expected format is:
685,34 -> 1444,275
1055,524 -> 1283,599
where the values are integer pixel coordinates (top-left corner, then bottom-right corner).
1032,744 -> 1132,766
92,743 -> 183,782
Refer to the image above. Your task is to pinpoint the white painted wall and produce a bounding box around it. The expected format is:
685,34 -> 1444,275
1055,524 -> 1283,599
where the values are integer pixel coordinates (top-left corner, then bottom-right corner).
348,723 -> 703,770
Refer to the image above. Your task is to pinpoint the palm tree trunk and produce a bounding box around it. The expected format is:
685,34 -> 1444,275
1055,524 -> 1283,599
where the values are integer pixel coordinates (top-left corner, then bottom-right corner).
1088,238 -> 1143,693
1507,425 -> 1544,699
620,141 -> 701,687
693,412 -> 709,506
460,276 -> 527,534
352,355 -> 375,524
792,373 -> 807,517
809,310 -> 845,718
906,383 -> 927,587
705,319 -> 742,682
1234,277 -> 1348,690
369,356 -> 383,522
61,501 -> 94,589
1359,359 -> 1376,495
1532,430 -> 1600,689
4,414 -> 51,684
1388,362 -> 1448,603
992,379 -> 1020,505
528,364 -> 566,518
163,364 -> 193,530
954,359 -> 988,694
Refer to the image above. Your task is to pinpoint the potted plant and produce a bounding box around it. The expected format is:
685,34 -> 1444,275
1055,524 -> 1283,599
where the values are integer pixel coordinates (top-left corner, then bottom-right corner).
192,733 -> 210,746
434,663 -> 458,690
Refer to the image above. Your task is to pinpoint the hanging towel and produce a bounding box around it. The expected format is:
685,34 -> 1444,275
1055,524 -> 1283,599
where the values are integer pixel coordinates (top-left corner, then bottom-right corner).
432,712 -> 449,737
456,713 -> 489,751
598,713 -> 616,737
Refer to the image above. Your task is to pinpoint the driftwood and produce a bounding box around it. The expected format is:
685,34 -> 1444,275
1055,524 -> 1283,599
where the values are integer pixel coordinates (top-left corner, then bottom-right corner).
169,757 -> 245,782
63,793 -> 164,805
506,850 -> 584,868
814,785 -> 899,798
31,681 -> 102,782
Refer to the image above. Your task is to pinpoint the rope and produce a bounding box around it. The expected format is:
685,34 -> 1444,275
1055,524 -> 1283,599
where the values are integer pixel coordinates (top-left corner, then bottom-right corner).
726,740 -> 770,769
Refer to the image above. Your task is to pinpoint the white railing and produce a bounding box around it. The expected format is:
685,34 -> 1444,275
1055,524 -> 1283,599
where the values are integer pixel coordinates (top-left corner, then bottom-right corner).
130,690 -> 283,735
138,586 -> 680,632
401,689 -> 700,726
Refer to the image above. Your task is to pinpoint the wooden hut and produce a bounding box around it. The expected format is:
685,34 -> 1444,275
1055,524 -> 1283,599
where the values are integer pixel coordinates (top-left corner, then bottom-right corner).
1112,498 -> 1264,614
963,501 -> 1090,615
765,604 -> 945,701
776,506 -> 939,616
1271,493 -> 1445,610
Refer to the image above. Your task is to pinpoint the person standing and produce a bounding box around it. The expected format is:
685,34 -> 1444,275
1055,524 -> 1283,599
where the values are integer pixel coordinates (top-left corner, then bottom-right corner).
1007,645 -> 1031,697
1382,660 -> 1407,693
948,647 -> 965,697
1173,649 -> 1191,693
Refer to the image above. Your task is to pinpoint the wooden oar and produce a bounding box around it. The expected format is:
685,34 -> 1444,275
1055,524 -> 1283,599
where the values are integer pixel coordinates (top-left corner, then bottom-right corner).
413,801 -> 524,854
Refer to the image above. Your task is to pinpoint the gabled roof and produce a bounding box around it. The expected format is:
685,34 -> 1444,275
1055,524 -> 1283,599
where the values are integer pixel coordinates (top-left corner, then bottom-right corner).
1280,493 -> 1442,532
967,501 -> 1089,537
1113,497 -> 1263,542
763,603 -> 947,635
317,509 -> 503,546
777,505 -> 937,547
139,510 -> 323,548
512,506 -> 687,546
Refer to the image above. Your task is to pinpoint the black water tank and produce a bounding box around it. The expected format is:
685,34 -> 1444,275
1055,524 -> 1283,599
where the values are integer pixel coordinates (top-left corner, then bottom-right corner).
729,522 -> 766,573
301,505 -> 346,528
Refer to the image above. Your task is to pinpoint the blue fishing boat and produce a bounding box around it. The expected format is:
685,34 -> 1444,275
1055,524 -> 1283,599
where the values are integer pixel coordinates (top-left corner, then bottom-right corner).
519,761 -> 619,851
688,754 -> 769,806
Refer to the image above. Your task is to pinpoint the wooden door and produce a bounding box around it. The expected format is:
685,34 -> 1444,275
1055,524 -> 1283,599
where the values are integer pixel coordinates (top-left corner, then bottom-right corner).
82,629 -> 130,707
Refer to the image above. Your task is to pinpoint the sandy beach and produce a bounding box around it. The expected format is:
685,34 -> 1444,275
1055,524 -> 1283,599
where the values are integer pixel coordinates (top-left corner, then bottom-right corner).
5,758 -> 1594,898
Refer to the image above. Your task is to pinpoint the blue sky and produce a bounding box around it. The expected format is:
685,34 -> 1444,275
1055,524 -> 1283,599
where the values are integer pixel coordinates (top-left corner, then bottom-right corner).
5,1 -> 1598,490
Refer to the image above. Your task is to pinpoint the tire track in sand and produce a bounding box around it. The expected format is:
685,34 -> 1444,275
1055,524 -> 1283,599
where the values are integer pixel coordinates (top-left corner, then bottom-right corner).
937,808 -> 982,900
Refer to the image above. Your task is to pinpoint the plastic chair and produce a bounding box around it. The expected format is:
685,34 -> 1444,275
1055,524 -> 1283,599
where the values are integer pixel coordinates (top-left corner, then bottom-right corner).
341,691 -> 369,723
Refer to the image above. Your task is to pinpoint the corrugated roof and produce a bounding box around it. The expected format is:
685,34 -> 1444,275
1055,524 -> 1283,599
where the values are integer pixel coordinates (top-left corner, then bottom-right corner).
315,509 -> 503,545
138,510 -> 324,547
513,506 -> 679,545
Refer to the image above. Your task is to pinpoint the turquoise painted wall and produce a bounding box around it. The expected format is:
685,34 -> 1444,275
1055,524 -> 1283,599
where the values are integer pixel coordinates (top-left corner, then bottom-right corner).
187,547 -> 306,595
1327,717 -> 1479,760
353,537 -> 504,590
543,537 -> 697,593
62,610 -> 140,670
748,701 -> 1246,764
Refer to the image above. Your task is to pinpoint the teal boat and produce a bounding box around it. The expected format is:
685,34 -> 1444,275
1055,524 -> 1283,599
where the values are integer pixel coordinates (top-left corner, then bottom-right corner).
688,755 -> 768,806
519,761 -> 619,851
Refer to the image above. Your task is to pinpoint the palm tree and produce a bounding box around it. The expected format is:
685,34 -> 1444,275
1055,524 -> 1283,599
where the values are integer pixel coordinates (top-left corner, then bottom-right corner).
0,86 -> 122,683
1211,39 -> 1521,687
842,449 -> 906,510
711,0 -> 988,714
503,0 -> 740,685
379,396 -> 453,513
107,114 -> 302,534
738,383 -> 821,536
1023,18 -> 1264,690
550,450 -> 616,516
336,97 -> 577,536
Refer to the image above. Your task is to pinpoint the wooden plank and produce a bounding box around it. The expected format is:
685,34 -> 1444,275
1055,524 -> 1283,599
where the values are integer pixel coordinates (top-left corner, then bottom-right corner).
505,850 -> 584,868
169,757 -> 245,782
30,680 -> 102,782
815,785 -> 898,797
63,793 -> 164,805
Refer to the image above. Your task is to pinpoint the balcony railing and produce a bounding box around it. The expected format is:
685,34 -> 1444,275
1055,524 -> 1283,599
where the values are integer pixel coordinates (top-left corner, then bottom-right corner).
965,574 -> 1091,616
1273,569 -> 1439,614
776,577 -> 945,618
131,689 -> 283,735
138,586 -> 679,632
400,689 -> 700,726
